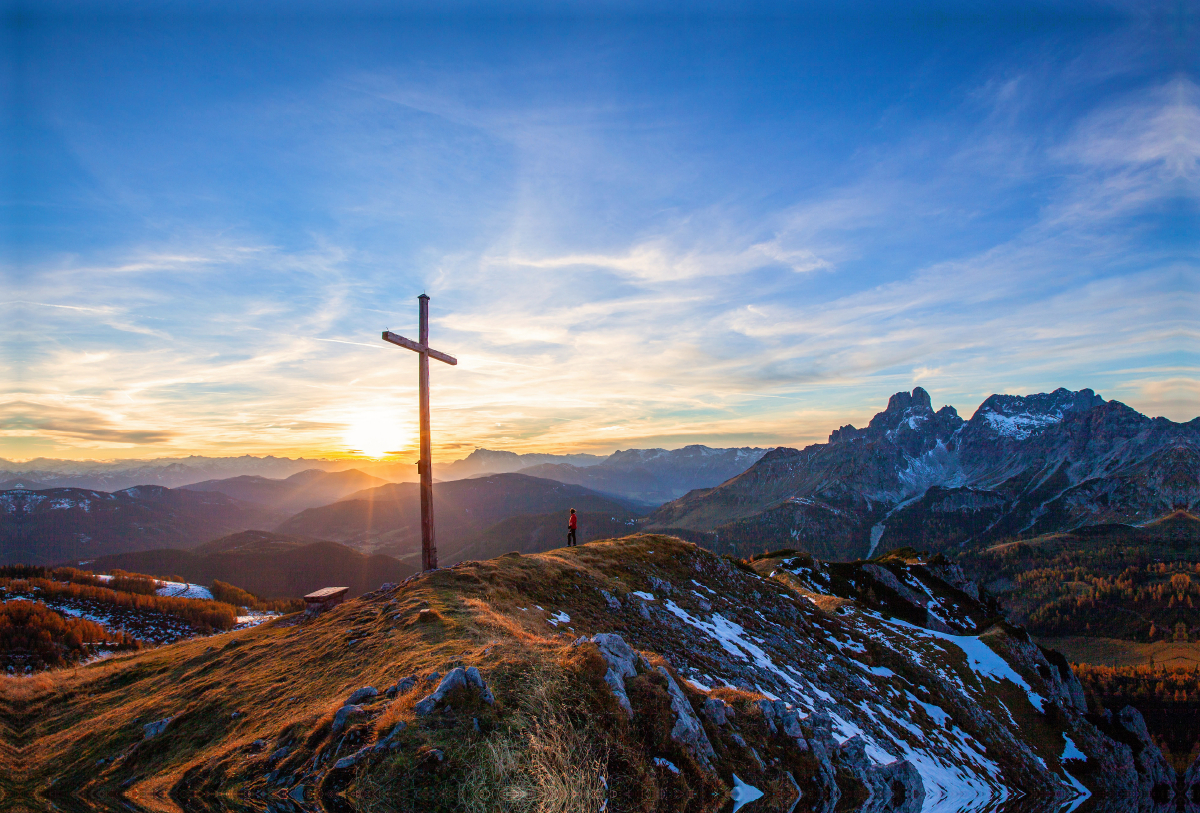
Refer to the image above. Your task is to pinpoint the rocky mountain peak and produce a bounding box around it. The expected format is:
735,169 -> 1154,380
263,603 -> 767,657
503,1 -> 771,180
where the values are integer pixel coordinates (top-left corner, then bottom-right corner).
892,386 -> 932,413
967,387 -> 1107,441
828,390 -> 963,446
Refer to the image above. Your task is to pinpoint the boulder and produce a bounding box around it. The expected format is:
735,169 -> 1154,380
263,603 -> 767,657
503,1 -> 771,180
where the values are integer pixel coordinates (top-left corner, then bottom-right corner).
648,575 -> 675,594
333,747 -> 371,770
755,699 -> 807,746
833,737 -> 924,813
346,686 -> 378,705
372,722 -> 407,752
873,758 -> 924,813
1116,705 -> 1176,808
142,717 -> 172,740
331,704 -> 365,734
464,666 -> 496,704
413,666 -> 495,715
656,666 -> 717,768
702,697 -> 732,726
589,633 -> 639,716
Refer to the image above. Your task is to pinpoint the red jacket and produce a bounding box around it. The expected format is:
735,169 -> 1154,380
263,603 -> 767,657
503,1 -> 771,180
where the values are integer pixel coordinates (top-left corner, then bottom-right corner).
568,513 -> 577,530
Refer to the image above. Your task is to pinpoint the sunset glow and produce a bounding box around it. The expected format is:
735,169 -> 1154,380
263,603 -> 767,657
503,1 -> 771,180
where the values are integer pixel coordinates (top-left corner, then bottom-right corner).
4,8 -> 1194,463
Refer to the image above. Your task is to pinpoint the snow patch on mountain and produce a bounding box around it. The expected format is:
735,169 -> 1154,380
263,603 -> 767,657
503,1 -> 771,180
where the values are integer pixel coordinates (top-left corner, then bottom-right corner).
982,410 -> 1064,440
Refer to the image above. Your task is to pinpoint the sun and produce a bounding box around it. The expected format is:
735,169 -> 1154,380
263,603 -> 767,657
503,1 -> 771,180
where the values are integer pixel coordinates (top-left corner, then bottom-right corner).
342,413 -> 415,459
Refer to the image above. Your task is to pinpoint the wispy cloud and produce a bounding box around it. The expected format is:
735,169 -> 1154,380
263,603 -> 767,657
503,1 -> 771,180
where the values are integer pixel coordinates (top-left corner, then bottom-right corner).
5,21 -> 1195,461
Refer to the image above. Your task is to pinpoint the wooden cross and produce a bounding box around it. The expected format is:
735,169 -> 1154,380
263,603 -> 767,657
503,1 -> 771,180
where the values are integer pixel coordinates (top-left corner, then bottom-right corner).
382,294 -> 457,572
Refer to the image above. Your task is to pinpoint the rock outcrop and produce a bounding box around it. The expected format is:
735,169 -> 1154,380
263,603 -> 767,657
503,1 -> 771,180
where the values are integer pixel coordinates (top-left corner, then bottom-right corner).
412,666 -> 494,716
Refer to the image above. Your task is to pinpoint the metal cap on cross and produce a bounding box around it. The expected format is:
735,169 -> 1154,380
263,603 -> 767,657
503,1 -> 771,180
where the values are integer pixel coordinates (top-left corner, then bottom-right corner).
382,294 -> 456,572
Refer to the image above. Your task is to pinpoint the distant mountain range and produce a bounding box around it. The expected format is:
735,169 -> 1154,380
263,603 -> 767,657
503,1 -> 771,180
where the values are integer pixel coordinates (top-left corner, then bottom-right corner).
0,444 -> 768,502
0,455 -> 377,492
648,387 -> 1199,560
434,448 -> 606,479
177,468 -> 388,514
80,531 -> 417,599
0,445 -> 766,566
0,486 -> 280,565
277,473 -> 642,564
516,445 -> 769,503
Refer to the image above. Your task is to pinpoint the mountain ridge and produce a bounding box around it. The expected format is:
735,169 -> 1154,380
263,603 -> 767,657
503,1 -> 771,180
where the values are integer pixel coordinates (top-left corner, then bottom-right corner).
277,472 -> 642,562
0,485 -> 283,566
648,387 -> 1199,560
79,531 -> 417,599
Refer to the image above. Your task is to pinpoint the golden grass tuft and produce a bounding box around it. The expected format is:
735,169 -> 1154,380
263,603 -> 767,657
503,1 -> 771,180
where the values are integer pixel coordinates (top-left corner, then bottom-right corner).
708,685 -> 769,705
458,715 -> 608,813
463,597 -> 560,647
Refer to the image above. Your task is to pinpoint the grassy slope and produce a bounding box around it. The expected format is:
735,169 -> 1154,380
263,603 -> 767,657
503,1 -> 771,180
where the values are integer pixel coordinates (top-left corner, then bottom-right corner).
1,535 -> 1137,813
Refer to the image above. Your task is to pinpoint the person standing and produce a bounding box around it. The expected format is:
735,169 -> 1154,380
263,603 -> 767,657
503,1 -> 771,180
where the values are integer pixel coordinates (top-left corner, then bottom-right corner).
567,508 -> 577,547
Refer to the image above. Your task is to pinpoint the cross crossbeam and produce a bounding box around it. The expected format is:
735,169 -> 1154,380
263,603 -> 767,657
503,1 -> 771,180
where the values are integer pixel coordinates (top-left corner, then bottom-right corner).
381,294 -> 456,572
381,332 -> 457,367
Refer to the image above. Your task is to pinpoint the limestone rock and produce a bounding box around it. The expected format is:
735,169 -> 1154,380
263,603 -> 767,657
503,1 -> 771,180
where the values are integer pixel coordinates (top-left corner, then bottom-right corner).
1116,705 -> 1176,809
413,666 -> 495,715
590,633 -> 639,716
656,665 -> 717,768
464,666 -> 496,704
331,704 -> 365,734
702,697 -> 732,726
1183,751 -> 1200,811
142,717 -> 172,740
333,747 -> 371,770
648,575 -> 675,594
346,686 -> 378,705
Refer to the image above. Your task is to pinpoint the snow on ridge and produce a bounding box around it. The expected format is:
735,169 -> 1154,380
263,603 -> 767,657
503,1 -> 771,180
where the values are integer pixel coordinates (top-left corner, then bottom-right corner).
156,582 -> 214,600
982,410 -> 1063,440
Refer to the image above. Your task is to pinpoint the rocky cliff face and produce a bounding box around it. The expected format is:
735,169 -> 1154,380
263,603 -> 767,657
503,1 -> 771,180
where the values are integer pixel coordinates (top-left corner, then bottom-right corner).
648,387 -> 1199,559
14,534 -> 1186,812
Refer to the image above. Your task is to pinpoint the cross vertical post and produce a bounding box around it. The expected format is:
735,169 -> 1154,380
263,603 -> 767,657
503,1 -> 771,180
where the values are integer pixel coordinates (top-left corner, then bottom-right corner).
382,294 -> 457,572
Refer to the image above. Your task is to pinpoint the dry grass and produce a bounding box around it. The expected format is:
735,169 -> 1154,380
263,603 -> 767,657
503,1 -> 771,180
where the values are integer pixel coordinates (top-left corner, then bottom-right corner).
456,679 -> 608,813
352,657 -> 609,813
462,597 -> 561,647
707,685 -> 769,705
2,534 -> 726,811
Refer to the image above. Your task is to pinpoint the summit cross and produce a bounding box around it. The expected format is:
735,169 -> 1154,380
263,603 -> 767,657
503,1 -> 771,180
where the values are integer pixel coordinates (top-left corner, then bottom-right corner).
382,294 -> 457,572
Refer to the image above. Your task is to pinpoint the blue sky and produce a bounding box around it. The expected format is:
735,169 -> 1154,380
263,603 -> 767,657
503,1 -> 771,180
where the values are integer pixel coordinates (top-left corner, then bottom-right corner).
3,2 -> 1197,461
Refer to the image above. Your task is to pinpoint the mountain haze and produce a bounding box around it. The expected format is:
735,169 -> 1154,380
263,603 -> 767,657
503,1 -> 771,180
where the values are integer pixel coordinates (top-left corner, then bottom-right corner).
517,445 -> 769,503
177,468 -> 388,514
276,473 -> 640,563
